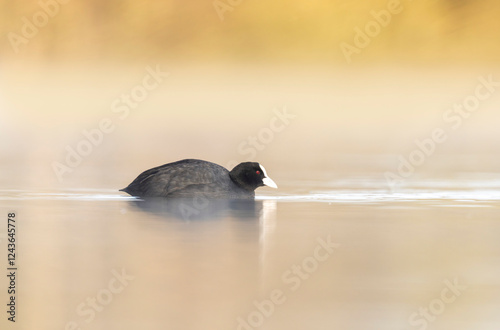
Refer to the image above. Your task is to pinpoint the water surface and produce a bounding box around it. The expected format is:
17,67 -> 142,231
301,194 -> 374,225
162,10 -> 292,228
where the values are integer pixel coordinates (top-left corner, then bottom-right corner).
2,66 -> 500,329
1,170 -> 499,330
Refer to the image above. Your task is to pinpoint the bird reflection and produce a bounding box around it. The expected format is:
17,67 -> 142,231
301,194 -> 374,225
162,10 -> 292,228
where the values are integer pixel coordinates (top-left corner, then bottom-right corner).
129,197 -> 264,221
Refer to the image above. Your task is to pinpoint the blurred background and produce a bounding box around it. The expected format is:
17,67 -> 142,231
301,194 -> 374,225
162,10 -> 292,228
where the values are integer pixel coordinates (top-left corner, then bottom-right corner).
1,0 -> 500,189
2,2 -> 500,330
2,0 -> 500,62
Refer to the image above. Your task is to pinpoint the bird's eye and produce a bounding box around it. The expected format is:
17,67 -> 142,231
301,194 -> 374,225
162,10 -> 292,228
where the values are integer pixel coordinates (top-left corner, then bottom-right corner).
256,170 -> 261,175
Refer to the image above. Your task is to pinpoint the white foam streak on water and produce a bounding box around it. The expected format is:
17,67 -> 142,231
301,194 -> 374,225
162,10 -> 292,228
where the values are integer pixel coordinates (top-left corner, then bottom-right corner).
1,176 -> 499,205
1,189 -> 498,207
255,176 -> 500,205
257,190 -> 500,205
0,190 -> 136,201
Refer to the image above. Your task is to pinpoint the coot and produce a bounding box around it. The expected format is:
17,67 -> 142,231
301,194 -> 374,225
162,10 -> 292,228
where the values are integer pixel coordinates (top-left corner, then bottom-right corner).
120,159 -> 277,199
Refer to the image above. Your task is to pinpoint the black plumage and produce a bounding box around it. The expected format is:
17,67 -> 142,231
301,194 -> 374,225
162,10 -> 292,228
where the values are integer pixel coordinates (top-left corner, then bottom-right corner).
120,159 -> 277,199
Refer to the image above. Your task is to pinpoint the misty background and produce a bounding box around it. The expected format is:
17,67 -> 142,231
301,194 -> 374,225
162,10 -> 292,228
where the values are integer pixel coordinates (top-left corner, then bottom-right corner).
1,0 -> 499,189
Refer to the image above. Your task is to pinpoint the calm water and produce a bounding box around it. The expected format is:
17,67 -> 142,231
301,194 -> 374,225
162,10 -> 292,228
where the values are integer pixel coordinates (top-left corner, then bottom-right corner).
2,65 -> 500,329
1,167 -> 500,330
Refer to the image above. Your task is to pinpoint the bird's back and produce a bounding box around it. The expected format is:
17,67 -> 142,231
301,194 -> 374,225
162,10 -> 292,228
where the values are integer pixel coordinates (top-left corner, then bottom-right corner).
121,159 -> 232,198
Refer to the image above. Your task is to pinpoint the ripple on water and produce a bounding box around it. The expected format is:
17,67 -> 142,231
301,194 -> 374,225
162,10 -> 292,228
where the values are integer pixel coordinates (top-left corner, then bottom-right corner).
1,179 -> 499,209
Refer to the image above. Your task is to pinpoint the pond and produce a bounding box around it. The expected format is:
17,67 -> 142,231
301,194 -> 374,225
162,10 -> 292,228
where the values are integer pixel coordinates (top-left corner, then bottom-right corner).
1,166 -> 500,330
1,65 -> 500,329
